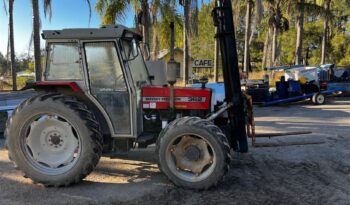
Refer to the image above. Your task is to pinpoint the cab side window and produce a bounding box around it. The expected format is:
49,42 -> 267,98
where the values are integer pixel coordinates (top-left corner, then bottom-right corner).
46,43 -> 83,80
85,42 -> 126,93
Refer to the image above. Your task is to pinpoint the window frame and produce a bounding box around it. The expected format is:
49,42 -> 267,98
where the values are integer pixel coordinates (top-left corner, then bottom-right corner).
119,39 -> 152,88
44,41 -> 84,81
83,41 -> 128,92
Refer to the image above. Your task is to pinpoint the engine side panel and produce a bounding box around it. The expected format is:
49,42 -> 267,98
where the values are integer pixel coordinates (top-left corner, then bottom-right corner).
142,86 -> 211,110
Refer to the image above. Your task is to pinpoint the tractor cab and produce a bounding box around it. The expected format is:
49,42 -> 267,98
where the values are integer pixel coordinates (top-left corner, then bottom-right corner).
42,25 -> 151,139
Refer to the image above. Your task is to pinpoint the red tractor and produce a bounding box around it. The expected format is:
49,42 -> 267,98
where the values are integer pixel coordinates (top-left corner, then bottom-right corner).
5,0 -> 249,189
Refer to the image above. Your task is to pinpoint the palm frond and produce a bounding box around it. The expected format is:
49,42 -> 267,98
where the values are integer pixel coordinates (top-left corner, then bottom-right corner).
95,0 -> 130,25
43,0 -> 52,21
3,0 -> 7,16
85,0 -> 92,26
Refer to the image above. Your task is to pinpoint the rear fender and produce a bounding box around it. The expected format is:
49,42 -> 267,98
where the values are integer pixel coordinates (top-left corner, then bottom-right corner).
25,81 -> 113,140
29,81 -> 83,93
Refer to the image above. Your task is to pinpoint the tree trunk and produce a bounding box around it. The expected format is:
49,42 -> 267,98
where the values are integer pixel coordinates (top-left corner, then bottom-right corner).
9,0 -> 17,91
214,27 -> 219,82
272,24 -> 278,66
32,0 -> 42,81
262,27 -> 272,69
321,0 -> 331,64
295,0 -> 305,65
151,22 -> 159,61
141,0 -> 150,46
272,5 -> 282,66
183,0 -> 191,85
243,0 -> 253,76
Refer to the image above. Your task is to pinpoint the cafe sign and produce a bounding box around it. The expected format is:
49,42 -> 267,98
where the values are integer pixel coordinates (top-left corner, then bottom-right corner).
192,59 -> 213,68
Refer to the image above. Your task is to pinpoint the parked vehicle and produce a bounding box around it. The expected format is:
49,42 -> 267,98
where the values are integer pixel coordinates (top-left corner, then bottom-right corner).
5,1 -> 250,190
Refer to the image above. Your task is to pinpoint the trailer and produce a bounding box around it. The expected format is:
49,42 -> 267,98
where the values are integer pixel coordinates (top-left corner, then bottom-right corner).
243,65 -> 350,106
263,87 -> 342,106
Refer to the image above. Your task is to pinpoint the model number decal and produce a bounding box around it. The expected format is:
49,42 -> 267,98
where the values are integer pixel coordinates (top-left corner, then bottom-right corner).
143,97 -> 206,102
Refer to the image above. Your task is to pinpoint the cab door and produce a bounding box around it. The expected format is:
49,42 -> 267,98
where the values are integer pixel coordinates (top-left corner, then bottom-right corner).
84,41 -> 132,136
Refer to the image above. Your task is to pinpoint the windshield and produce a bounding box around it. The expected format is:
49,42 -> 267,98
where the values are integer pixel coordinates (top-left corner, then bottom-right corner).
121,40 -> 150,88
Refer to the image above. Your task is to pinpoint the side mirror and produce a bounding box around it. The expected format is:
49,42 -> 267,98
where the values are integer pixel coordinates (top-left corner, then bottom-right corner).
149,76 -> 155,81
131,39 -> 138,57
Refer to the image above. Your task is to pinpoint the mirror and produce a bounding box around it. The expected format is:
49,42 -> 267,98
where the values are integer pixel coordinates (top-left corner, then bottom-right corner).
132,39 -> 138,57
127,39 -> 139,61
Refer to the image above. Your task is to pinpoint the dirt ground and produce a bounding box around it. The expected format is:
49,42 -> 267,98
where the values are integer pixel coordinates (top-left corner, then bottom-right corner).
0,97 -> 350,205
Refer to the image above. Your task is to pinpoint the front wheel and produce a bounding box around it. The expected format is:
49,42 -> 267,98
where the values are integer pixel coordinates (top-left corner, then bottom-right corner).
156,117 -> 231,190
5,93 -> 103,187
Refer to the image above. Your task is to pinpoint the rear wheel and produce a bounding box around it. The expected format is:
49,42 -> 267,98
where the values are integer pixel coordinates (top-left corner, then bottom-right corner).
5,93 -> 102,187
156,117 -> 231,190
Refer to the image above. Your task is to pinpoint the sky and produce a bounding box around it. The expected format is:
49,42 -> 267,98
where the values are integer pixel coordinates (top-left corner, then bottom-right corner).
0,0 -> 136,56
0,0 -> 211,57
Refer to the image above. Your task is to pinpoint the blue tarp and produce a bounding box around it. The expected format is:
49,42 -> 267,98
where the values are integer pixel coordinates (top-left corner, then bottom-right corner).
0,105 -> 17,112
327,82 -> 350,92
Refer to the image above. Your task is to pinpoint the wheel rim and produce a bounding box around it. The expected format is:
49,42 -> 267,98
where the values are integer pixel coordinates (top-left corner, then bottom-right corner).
21,114 -> 81,175
165,134 -> 217,183
317,95 -> 325,104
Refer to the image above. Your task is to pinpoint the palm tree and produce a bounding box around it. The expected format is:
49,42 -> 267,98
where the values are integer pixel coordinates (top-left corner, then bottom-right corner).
150,0 -> 179,60
95,0 -> 151,45
244,0 -> 263,72
2,0 -> 9,76
243,0 -> 254,75
140,0 -> 150,45
150,0 -> 159,60
157,1 -> 182,49
32,0 -> 43,82
182,0 -> 191,85
264,0 -> 290,66
295,0 -> 305,65
8,0 -> 16,90
294,0 -> 324,65
32,0 -> 92,82
95,0 -> 129,24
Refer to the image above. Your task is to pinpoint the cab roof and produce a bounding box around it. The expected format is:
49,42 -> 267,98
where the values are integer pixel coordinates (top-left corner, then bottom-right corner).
42,25 -> 141,40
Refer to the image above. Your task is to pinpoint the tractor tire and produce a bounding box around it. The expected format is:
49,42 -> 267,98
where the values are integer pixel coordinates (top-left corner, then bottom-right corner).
156,117 -> 231,190
312,93 -> 326,105
5,93 -> 103,187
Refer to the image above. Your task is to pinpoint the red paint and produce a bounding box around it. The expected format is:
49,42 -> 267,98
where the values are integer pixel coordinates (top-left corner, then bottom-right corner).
142,86 -> 211,110
34,82 -> 82,92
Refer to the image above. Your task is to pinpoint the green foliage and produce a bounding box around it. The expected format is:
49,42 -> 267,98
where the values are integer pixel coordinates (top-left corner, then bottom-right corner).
0,52 -> 7,75
157,2 -> 183,50
16,76 -> 34,89
95,0 -> 129,24
191,2 -> 215,60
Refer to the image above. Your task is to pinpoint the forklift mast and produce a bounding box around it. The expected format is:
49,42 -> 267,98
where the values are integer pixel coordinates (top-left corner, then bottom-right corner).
212,0 -> 248,152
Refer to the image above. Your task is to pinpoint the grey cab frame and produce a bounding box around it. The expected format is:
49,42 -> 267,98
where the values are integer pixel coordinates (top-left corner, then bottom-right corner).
43,38 -> 147,139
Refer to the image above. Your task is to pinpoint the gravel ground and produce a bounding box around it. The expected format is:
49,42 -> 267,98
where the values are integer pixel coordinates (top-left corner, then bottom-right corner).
0,97 -> 349,205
